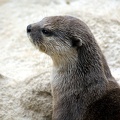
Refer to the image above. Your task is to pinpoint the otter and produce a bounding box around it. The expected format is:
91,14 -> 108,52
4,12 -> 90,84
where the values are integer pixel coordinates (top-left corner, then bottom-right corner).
27,16 -> 120,120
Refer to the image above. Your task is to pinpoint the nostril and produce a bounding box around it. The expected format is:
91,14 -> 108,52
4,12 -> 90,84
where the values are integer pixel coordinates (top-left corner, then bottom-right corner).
27,25 -> 32,33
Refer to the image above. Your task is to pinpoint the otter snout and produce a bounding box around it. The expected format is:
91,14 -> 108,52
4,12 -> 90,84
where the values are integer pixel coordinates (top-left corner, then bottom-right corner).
27,24 -> 32,33
27,24 -> 40,33
27,23 -> 45,50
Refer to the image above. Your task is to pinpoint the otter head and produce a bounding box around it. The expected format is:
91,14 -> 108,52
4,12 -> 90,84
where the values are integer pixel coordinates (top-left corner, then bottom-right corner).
27,16 -> 95,65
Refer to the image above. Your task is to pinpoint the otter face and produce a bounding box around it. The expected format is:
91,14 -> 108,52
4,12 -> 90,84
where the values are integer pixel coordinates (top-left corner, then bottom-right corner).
27,16 -> 92,58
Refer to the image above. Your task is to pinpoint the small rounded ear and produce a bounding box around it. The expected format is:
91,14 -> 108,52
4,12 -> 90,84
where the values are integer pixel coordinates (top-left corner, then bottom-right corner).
71,36 -> 82,47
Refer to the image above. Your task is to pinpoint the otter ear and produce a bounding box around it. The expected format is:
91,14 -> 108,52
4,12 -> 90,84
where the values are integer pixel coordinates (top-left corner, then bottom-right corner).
71,36 -> 82,47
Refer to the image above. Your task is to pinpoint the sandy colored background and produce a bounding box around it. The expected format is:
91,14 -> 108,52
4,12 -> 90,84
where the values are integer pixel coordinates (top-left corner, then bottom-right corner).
0,0 -> 120,120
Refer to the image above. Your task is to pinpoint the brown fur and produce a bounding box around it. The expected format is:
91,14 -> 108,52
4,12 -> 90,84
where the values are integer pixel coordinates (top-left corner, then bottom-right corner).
84,88 -> 120,120
27,16 -> 120,120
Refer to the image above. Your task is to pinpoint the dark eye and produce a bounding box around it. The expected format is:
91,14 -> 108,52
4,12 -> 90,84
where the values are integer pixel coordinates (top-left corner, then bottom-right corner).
42,29 -> 53,36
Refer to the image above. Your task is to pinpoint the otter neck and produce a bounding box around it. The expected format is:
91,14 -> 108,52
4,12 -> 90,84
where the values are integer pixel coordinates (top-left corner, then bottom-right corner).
51,49 -> 78,69
52,43 -> 108,120
51,43 -> 107,81
52,42 -> 108,100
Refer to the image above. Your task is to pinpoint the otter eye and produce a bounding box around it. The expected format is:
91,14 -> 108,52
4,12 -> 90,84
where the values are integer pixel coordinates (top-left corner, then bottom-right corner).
42,28 -> 53,36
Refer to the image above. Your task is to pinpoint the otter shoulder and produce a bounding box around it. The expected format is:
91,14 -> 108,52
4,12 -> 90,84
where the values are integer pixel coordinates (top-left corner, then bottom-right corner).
84,88 -> 120,120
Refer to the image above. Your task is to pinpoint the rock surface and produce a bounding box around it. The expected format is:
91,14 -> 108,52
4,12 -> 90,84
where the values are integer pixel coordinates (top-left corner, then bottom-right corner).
0,0 -> 120,119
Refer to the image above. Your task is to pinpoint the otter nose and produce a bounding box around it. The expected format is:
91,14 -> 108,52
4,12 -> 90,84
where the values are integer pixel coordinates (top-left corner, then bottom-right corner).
27,25 -> 32,33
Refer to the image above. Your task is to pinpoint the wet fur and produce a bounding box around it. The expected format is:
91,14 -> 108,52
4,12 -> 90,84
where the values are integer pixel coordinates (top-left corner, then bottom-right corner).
27,16 -> 120,120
